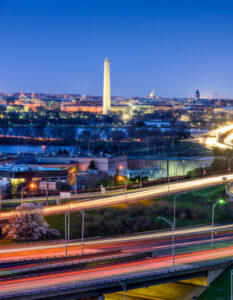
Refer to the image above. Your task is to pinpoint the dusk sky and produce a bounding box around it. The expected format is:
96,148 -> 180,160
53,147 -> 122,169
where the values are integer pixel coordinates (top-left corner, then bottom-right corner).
1,0 -> 233,98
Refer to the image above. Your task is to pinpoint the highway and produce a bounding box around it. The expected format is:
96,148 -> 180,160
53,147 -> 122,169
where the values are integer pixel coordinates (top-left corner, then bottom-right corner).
202,124 -> 233,149
1,223 -> 233,261
1,242 -> 233,298
0,173 -> 233,221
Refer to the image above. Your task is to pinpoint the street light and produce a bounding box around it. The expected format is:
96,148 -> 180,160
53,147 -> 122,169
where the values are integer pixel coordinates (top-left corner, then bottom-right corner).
173,192 -> 187,230
182,160 -> 185,177
64,205 -> 85,256
211,199 -> 226,248
77,209 -> 85,255
231,269 -> 233,300
21,182 -> 37,205
118,280 -> 126,300
157,216 -> 175,269
118,175 -> 127,190
202,163 -> 206,176
228,158 -> 233,172
65,212 -> 68,256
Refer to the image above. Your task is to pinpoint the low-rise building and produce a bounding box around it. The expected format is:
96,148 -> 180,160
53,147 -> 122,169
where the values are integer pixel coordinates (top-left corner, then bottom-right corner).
0,164 -> 68,184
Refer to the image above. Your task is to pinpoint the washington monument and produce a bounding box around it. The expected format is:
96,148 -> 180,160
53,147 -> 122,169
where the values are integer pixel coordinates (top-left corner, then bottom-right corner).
103,57 -> 111,114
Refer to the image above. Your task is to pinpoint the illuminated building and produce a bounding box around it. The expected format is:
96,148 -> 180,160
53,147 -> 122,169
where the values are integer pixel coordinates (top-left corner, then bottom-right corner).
103,57 -> 111,114
60,104 -> 103,113
0,164 -> 68,183
149,89 -> 155,98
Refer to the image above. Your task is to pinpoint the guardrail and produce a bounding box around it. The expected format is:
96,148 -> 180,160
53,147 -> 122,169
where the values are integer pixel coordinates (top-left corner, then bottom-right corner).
0,249 -> 122,268
0,251 -> 153,282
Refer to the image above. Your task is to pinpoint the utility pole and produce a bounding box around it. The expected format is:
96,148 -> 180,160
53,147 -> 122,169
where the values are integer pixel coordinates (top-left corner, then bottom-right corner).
167,159 -> 170,194
65,213 -> 68,256
46,182 -> 49,206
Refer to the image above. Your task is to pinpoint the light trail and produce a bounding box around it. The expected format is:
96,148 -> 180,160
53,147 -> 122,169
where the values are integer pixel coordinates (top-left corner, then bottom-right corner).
1,245 -> 233,297
203,124 -> 233,149
0,173 -> 233,221
1,223 -> 233,261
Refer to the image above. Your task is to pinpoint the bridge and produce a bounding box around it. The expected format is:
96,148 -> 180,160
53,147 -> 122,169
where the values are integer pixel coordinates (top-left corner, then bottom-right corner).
0,251 -> 232,299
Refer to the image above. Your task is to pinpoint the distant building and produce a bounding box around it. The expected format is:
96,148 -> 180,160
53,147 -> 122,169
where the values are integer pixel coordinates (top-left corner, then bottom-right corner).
195,89 -> 200,100
149,89 -> 155,98
0,164 -> 68,184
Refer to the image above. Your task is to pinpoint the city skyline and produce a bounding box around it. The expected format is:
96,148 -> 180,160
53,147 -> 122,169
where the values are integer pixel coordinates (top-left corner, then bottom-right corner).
1,0 -> 233,98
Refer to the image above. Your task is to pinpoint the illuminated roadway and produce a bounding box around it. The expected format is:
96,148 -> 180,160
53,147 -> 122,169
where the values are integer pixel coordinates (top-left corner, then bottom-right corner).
1,243 -> 233,298
1,223 -> 233,261
201,123 -> 233,149
0,173 -> 233,221
0,173 -> 233,220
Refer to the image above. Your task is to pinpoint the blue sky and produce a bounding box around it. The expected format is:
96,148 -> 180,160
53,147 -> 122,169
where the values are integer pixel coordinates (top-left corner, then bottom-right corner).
0,0 -> 233,98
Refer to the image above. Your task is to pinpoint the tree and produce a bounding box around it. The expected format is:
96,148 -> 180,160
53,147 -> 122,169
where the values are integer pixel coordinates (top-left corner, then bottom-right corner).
2,203 -> 60,241
88,160 -> 97,170
0,119 -> 9,137
112,130 -> 126,141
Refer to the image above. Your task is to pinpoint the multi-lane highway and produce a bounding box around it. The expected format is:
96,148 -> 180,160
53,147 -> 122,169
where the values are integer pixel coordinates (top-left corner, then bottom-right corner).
0,173 -> 232,221
1,219 -> 233,298
1,222 -> 233,261
1,241 -> 233,298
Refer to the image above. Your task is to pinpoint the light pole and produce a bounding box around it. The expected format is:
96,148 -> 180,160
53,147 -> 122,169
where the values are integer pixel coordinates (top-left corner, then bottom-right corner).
65,212 -> 68,256
157,216 -> 175,269
118,280 -> 126,300
202,163 -> 206,176
77,209 -> 85,255
182,160 -> 185,177
0,190 -> 2,212
228,158 -> 233,172
211,199 -> 225,248
21,182 -> 37,205
231,269 -> 233,300
173,192 -> 187,230
146,137 -> 149,155
118,175 -> 127,190
167,159 -> 170,194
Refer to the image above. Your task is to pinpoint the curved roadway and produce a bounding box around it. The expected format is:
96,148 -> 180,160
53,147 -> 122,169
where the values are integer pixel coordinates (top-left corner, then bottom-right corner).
0,173 -> 233,221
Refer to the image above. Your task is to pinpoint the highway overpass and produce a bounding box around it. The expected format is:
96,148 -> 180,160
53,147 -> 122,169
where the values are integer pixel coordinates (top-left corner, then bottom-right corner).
0,254 -> 232,299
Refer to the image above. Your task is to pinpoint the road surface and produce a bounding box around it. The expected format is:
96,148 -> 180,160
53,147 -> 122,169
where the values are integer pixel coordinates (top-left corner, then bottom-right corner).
0,173 -> 232,221
0,243 -> 233,298
1,223 -> 233,261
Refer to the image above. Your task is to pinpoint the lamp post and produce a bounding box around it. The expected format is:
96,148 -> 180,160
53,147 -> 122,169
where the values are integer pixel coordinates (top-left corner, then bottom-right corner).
228,158 -> 233,172
167,159 -> 170,194
176,160 -> 179,182
65,212 -> 68,256
118,175 -> 128,201
211,199 -> 225,248
231,269 -> 233,300
182,159 -> 185,177
0,190 -> 2,212
118,280 -> 126,300
157,217 -> 175,269
118,175 -> 127,190
173,192 -> 187,230
77,209 -> 85,255
21,182 -> 37,205
202,163 -> 206,176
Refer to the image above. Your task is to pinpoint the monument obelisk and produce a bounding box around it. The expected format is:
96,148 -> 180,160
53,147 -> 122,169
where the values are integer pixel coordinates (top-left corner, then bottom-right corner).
103,57 -> 111,114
